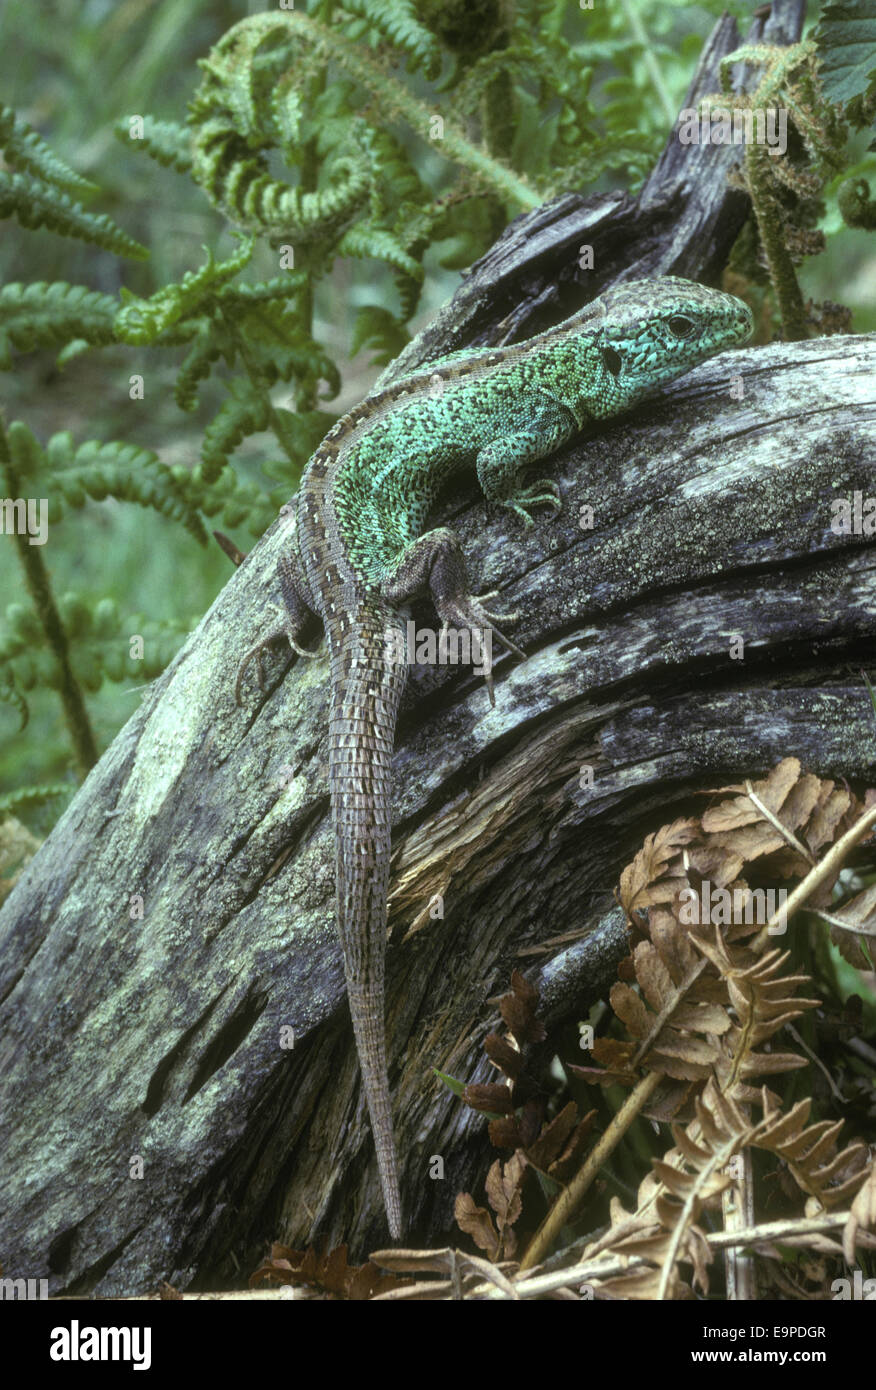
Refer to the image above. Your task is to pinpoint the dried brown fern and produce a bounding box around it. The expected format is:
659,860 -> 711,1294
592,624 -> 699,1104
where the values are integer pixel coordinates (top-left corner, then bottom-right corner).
580,1078 -> 869,1299
517,759 -> 876,1290
454,970 -> 596,1249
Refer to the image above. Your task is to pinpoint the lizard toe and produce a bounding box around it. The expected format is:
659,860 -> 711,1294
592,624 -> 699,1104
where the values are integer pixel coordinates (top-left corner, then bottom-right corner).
235,643 -> 266,705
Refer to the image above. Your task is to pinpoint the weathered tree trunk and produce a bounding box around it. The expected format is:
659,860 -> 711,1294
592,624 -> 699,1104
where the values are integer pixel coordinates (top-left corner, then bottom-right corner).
6,0 -> 872,1296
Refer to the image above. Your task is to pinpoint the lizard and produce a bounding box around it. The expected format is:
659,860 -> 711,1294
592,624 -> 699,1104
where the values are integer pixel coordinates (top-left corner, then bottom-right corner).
235,275 -> 754,1240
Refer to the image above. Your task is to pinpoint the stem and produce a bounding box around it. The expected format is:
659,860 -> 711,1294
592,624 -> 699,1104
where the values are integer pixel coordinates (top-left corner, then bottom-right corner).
218,13 -> 540,212
469,1210 -> 854,1299
0,414 -> 98,778
617,0 -> 676,128
519,1069 -> 663,1271
221,311 -> 299,466
751,800 -> 876,952
745,142 -> 809,341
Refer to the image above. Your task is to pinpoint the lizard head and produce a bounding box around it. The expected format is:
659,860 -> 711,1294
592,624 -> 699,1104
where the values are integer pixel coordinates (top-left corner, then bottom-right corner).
580,276 -> 753,420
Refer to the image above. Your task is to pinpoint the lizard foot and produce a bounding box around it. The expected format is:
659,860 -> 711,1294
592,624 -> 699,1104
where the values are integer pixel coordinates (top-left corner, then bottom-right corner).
436,590 -> 525,707
501,478 -> 562,530
235,603 -> 318,705
380,527 -> 526,706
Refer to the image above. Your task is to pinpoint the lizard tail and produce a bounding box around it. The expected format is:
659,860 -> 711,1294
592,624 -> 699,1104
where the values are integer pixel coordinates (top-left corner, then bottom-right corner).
327,602 -> 407,1239
346,981 -> 403,1239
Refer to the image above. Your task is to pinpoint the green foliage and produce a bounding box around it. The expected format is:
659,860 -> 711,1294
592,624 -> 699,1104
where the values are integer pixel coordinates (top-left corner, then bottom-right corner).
199,378 -> 271,483
0,586 -> 194,696
9,426 -> 208,541
115,238 -> 257,342
813,0 -> 876,110
0,103 -> 97,195
112,234 -> 334,472
0,282 -> 118,368
0,101 -> 147,258
115,116 -> 194,174
339,0 -> 443,78
0,670 -> 28,730
0,102 -> 291,779
0,170 -> 149,260
350,306 -> 411,366
0,784 -> 70,818
715,41 -> 851,341
1,0 -> 870,810
838,176 -> 876,227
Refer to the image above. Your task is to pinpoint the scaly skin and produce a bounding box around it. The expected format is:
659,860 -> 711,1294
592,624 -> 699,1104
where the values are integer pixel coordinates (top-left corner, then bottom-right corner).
237,276 -> 754,1238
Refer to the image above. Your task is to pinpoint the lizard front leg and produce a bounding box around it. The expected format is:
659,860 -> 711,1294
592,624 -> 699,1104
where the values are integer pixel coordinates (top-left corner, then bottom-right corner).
235,552 -> 318,704
381,526 -> 523,705
476,392 -> 577,529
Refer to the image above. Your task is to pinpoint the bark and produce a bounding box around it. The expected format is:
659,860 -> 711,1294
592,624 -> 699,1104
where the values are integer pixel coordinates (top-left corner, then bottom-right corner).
5,0 -> 871,1296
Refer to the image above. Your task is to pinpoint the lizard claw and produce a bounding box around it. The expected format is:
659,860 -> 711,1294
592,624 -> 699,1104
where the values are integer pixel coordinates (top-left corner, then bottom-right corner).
235,607 -> 318,706
436,590 -> 526,707
502,478 -> 562,529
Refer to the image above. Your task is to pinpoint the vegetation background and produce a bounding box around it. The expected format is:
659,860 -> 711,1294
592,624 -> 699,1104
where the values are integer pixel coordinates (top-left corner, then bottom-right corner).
0,0 -> 873,830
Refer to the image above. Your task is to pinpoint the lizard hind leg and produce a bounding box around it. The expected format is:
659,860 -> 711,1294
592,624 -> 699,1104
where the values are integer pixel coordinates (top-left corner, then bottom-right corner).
235,553 -> 319,704
380,526 -> 525,706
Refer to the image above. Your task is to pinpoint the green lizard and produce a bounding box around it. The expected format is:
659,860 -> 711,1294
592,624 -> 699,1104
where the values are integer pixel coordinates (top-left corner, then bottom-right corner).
236,275 -> 754,1239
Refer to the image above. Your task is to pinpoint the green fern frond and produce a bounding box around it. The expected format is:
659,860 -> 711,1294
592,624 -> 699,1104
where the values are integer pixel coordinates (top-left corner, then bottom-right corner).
339,0 -> 442,78
169,282 -> 322,412
200,378 -> 271,480
182,462 -> 276,537
0,646 -> 62,694
4,423 -> 209,543
0,102 -> 97,194
57,594 -> 194,686
0,673 -> 28,730
229,304 -> 340,402
50,434 -> 209,543
350,305 -> 410,365
0,594 -> 193,700
195,17 -> 291,140
191,113 -> 371,238
4,417 -> 45,481
270,71 -> 303,157
0,171 -> 148,259
394,265 -> 424,322
59,598 -> 194,688
0,282 -> 118,369
115,237 -> 255,343
336,224 -> 424,283
265,408 -> 334,481
215,272 -> 308,307
357,124 -> 426,221
114,116 -> 194,173
452,31 -> 604,181
0,783 -> 70,816
189,12 -> 538,220
451,40 -> 536,110
174,322 -> 229,413
561,128 -> 657,186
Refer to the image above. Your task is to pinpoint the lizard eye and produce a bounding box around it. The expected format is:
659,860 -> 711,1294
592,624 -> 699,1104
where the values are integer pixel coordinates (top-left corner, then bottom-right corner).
602,346 -> 623,376
668,314 -> 695,338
